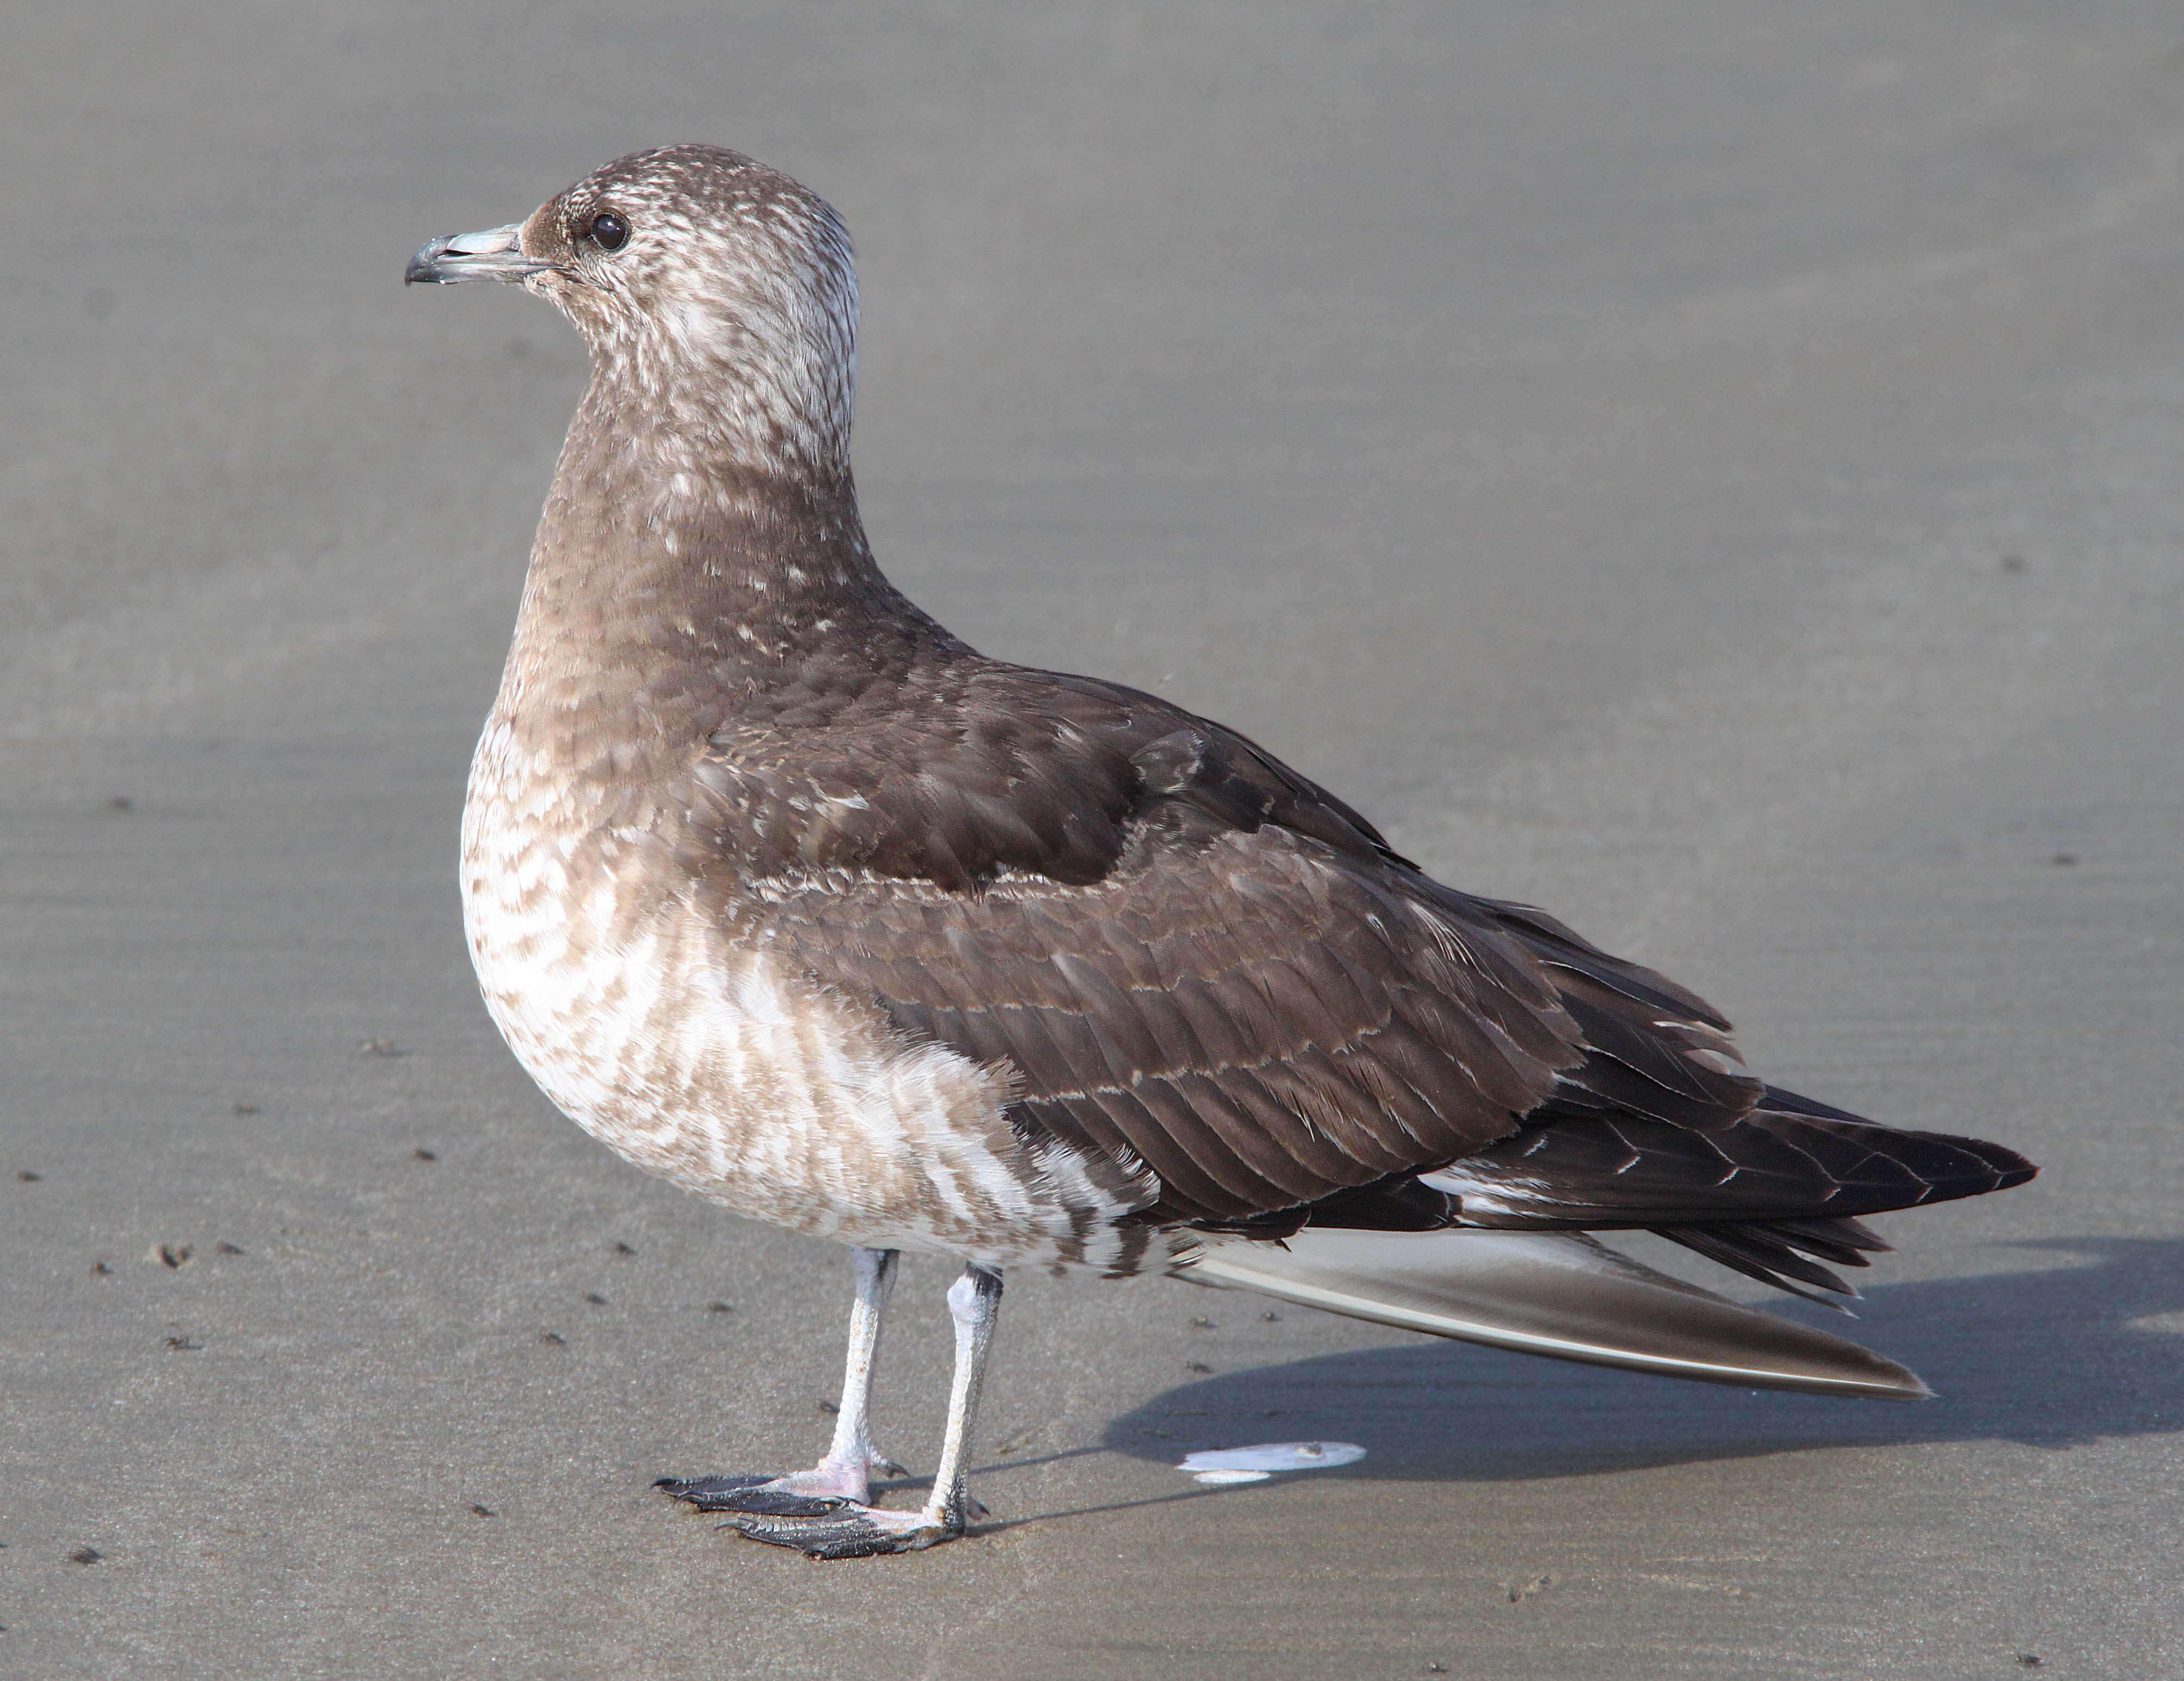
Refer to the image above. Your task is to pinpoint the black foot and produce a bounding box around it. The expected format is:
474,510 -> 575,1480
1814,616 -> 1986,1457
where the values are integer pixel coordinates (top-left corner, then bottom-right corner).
654,1474 -> 850,1519
724,1506 -> 958,1560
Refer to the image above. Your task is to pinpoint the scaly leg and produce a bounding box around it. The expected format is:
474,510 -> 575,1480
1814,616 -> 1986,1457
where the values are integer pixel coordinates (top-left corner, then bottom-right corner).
656,1246 -> 908,1518
724,1263 -> 1003,1559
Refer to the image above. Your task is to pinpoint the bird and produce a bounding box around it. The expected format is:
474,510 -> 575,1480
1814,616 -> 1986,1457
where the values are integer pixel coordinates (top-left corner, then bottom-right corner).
406,144 -> 2035,1561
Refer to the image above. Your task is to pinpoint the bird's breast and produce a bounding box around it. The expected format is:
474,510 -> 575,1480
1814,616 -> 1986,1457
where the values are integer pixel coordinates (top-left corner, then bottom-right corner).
456,710 -> 1149,1265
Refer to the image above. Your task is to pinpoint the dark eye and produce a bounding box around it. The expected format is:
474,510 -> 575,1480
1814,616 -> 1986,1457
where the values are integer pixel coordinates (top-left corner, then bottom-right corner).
587,210 -> 629,251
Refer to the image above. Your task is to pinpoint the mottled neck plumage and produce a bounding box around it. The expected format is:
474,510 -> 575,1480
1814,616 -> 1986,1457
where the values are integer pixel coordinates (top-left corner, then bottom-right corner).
494,361 -> 940,776
480,141 -> 958,777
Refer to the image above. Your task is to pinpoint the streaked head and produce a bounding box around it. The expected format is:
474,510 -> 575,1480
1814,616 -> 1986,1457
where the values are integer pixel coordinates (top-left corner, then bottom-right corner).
408,144 -> 857,477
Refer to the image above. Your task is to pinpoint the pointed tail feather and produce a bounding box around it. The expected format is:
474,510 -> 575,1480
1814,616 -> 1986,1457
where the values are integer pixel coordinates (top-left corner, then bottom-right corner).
1186,1228 -> 1931,1400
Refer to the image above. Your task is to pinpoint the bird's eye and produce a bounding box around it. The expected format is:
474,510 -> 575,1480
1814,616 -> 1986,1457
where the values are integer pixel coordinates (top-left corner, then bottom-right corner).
587,211 -> 630,251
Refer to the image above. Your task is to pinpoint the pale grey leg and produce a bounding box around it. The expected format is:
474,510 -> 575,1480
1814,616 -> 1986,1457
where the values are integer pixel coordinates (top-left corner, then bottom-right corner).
711,1262 -> 1005,1559
922,1264 -> 1003,1532
816,1245 -> 905,1486
655,1246 -> 906,1517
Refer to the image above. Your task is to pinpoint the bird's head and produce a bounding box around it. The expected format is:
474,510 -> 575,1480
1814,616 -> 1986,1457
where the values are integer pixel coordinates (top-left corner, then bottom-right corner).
408,144 -> 858,481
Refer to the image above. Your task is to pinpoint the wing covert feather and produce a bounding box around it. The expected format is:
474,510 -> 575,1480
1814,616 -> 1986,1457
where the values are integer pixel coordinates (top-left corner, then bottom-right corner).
757,823 -> 1585,1222
682,650 -> 1794,1228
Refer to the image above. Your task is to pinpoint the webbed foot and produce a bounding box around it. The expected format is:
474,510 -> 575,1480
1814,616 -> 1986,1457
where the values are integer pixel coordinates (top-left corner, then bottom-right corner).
723,1501 -> 961,1560
656,1473 -> 849,1518
655,1450 -> 910,1518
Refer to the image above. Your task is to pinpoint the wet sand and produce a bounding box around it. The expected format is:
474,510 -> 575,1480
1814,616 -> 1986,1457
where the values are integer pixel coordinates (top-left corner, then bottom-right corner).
4,5 -> 2181,1676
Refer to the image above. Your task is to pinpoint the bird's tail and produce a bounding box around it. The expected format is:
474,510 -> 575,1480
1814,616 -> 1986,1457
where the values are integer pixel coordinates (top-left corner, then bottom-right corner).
1186,1227 -> 1930,1400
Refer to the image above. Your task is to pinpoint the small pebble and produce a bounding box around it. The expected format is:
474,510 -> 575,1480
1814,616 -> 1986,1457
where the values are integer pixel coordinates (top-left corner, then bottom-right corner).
151,1243 -> 193,1269
213,1241 -> 244,1257
1186,1360 -> 1213,1375
108,795 -> 133,811
413,1148 -> 437,1161
89,1261 -> 112,1276
359,1037 -> 403,1056
539,1331 -> 565,1346
583,1292 -> 609,1306
233,1103 -> 260,1116
613,1241 -> 637,1256
163,1337 -> 202,1352
817,1399 -> 840,1415
470,1504 -> 497,1518
67,1546 -> 102,1566
2050,852 -> 2078,866
707,1301 -> 735,1314
1261,1310 -> 1281,1322
1189,1315 -> 1216,1328
15,1169 -> 40,1183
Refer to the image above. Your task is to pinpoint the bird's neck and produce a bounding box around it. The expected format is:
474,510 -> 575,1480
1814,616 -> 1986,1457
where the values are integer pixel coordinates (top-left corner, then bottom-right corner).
492,378 -> 941,748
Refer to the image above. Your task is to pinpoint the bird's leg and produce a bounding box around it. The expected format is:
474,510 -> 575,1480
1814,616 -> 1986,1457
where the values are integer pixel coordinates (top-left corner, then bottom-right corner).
721,1263 -> 1003,1559
920,1263 -> 1004,1532
804,1245 -> 910,1489
655,1246 -> 906,1518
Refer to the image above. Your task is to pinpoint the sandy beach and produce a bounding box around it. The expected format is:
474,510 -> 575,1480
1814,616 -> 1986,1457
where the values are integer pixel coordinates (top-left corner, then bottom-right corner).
4,4 -> 2180,1675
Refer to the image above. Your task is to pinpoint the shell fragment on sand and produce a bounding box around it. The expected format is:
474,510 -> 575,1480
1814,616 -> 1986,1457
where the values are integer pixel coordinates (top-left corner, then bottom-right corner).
1179,1441 -> 1367,1485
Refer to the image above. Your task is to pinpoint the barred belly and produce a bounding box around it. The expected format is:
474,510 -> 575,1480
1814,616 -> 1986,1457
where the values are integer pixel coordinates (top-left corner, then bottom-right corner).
460,737 -> 1153,1270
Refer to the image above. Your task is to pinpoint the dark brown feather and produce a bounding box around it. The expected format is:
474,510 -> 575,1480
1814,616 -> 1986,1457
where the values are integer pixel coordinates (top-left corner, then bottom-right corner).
673,613 -> 2031,1260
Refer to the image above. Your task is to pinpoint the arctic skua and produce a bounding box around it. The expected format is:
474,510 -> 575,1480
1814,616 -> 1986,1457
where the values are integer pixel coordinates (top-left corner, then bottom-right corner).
406,144 -> 2034,1559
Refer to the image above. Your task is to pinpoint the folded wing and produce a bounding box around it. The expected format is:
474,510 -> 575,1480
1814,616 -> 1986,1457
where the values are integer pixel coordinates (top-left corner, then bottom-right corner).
688,654 -> 2033,1307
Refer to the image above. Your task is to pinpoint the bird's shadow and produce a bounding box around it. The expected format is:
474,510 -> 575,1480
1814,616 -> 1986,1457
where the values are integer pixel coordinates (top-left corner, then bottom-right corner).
1088,1236 -> 2183,1483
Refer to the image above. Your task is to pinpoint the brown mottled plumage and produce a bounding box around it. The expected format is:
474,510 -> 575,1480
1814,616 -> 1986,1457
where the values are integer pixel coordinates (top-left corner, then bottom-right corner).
408,145 -> 2034,1559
